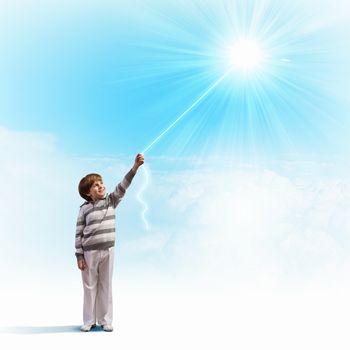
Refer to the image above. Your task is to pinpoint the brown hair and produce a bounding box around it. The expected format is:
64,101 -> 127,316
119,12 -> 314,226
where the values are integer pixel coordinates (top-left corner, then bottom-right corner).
78,173 -> 103,201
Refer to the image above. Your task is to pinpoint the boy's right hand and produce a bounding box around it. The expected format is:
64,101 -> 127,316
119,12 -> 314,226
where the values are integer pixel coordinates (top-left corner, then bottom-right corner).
78,259 -> 87,271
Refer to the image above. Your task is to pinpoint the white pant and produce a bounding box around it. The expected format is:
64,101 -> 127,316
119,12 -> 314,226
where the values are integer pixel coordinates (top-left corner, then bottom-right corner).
81,247 -> 114,326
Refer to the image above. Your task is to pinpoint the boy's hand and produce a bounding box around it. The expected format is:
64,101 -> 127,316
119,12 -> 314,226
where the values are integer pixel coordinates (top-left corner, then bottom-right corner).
133,153 -> 144,172
78,259 -> 87,271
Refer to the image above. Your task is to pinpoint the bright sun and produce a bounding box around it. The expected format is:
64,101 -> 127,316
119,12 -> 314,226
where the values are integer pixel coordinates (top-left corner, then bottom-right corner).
229,38 -> 264,72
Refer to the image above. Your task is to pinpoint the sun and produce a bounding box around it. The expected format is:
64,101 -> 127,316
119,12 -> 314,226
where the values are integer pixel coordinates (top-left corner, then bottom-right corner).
229,38 -> 264,72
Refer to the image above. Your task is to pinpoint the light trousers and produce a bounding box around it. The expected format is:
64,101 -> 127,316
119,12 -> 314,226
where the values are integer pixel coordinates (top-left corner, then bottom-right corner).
81,247 -> 114,326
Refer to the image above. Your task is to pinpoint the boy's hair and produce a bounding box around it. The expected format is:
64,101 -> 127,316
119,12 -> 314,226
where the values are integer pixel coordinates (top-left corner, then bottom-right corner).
78,173 -> 102,201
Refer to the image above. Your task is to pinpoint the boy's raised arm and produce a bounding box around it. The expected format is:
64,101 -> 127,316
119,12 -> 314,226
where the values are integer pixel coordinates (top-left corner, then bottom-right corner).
109,154 -> 144,208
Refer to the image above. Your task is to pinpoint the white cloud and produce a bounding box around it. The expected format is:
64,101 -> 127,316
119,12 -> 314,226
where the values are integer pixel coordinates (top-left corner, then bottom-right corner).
121,159 -> 350,290
2,126 -> 350,292
0,127 -> 78,272
2,128 -> 350,350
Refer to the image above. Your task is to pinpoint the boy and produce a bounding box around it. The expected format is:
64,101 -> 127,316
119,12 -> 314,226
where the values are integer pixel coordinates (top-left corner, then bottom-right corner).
75,153 -> 144,332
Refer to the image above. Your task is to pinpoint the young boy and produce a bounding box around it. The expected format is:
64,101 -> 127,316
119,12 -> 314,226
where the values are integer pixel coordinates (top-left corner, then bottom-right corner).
75,153 -> 144,332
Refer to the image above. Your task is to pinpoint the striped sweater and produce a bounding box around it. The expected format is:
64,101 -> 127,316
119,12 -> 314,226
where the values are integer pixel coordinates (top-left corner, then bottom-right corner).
75,168 -> 136,261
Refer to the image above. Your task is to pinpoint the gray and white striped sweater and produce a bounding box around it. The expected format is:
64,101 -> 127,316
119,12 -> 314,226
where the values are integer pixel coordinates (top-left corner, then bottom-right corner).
75,169 -> 136,261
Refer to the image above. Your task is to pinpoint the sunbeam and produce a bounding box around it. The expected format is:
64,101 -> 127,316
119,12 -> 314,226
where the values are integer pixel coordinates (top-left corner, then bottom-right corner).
115,0 -> 346,160
123,0 -> 349,229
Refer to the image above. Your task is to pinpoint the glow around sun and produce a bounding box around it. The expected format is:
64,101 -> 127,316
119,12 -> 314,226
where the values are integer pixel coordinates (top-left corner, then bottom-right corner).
229,38 -> 265,72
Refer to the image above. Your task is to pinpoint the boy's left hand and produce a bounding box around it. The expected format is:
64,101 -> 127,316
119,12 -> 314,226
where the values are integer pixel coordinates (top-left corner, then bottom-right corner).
134,153 -> 145,169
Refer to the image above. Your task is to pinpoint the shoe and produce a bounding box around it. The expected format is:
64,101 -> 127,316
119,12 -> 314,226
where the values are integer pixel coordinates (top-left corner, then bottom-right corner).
80,324 -> 96,332
102,324 -> 113,332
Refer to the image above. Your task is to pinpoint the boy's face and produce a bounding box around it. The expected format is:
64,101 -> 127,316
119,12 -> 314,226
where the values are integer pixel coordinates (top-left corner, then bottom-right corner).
87,179 -> 106,202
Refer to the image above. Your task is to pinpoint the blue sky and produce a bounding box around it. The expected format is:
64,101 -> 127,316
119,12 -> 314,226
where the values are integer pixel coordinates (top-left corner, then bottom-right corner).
1,0 -> 350,291
1,0 -> 349,160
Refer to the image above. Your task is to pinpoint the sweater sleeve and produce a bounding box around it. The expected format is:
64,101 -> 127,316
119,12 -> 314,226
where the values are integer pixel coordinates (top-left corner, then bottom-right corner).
75,207 -> 85,261
109,168 -> 136,208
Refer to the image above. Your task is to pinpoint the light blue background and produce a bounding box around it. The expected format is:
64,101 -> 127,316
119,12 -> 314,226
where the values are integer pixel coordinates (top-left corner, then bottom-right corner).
1,0 -> 350,293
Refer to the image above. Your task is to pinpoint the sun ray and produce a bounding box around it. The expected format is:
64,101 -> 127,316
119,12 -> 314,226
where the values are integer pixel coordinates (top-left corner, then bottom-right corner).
112,0 -> 347,161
